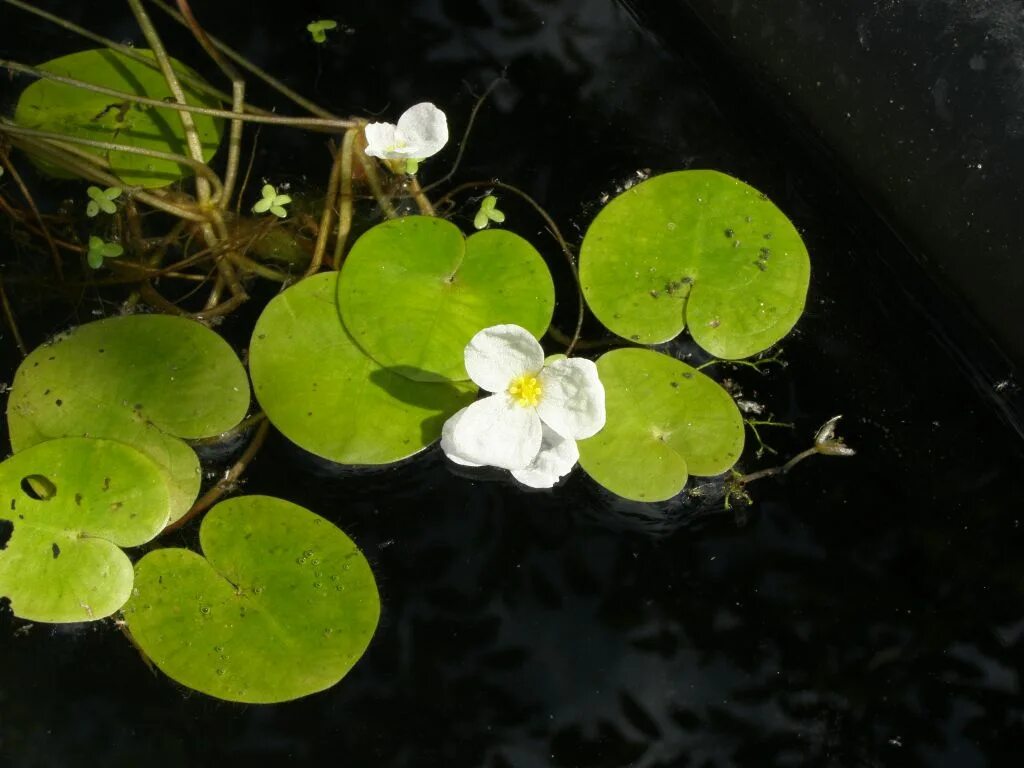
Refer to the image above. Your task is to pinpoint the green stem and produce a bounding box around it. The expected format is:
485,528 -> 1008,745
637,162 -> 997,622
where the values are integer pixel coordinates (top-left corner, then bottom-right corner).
5,133 -> 206,221
0,59 -> 355,131
173,0 -> 243,208
1,0 -> 236,106
148,0 -> 342,120
0,148 -> 63,279
126,0 -> 210,207
308,141 -> 345,276
332,128 -> 358,269
0,119 -> 224,203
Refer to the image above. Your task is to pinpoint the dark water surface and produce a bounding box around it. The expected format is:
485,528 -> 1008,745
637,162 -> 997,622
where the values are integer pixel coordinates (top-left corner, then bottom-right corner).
2,1 -> 1024,766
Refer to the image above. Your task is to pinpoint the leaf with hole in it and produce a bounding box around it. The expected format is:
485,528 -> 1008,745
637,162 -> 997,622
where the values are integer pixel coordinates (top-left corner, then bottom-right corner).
580,170 -> 810,359
123,495 -> 379,703
577,348 -> 745,502
250,272 -> 477,465
0,437 -> 170,623
338,216 -> 555,382
6,315 -> 250,523
14,49 -> 223,188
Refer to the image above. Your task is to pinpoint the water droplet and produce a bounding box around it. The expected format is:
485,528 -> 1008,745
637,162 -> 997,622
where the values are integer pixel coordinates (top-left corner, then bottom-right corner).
253,585 -> 264,594
667,222 -> 677,230
213,645 -> 223,653
132,588 -> 140,596
199,605 -> 211,615
303,549 -> 314,558
215,668 -> 224,676
313,582 -> 323,589
296,557 -> 307,565
311,559 -> 320,566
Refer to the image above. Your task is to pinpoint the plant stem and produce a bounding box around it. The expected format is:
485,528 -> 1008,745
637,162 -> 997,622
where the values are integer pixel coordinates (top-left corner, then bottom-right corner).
355,143 -> 399,219
332,128 -> 358,269
0,119 -> 225,203
308,141 -> 345,276
173,0 -> 245,208
422,76 -> 504,193
407,175 -> 435,215
126,0 -> 211,208
0,275 -> 27,356
0,59 -> 355,131
0,148 -> 62,279
148,0 -> 343,121
2,0 -> 236,106
162,418 -> 270,533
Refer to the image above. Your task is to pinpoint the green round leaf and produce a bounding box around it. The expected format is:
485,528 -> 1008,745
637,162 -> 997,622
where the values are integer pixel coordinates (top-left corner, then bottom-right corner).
580,170 -> 810,359
577,348 -> 745,502
14,49 -> 223,188
0,438 -> 171,623
250,272 -> 476,465
123,495 -> 380,703
338,216 -> 555,382
7,315 -> 250,523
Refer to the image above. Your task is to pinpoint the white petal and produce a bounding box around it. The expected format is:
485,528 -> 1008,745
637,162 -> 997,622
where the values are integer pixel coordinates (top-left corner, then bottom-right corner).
443,394 -> 541,470
395,102 -> 448,158
363,121 -> 400,159
536,357 -> 606,440
464,324 -> 544,393
511,424 -> 579,489
439,407 -> 483,466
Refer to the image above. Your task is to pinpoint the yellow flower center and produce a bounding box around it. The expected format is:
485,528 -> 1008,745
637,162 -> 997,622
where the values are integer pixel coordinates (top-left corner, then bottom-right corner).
508,374 -> 542,407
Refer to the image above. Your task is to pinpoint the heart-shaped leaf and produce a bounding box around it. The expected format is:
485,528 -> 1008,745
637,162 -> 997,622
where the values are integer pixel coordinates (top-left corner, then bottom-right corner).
7,314 -> 250,523
577,348 -> 745,501
123,495 -> 380,703
250,272 -> 477,465
580,170 -> 810,359
0,437 -> 171,623
14,48 -> 223,188
338,216 -> 555,382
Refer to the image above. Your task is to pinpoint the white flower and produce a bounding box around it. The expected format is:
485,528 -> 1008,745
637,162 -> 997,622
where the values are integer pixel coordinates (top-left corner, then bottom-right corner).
363,102 -> 449,161
440,324 -> 606,489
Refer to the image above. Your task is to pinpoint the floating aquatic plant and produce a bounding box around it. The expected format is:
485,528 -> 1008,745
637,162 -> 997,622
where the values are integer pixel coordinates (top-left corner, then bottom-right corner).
473,194 -> 506,229
85,185 -> 121,218
252,183 -> 292,218
306,19 -> 337,44
86,236 -> 123,269
0,0 -> 849,707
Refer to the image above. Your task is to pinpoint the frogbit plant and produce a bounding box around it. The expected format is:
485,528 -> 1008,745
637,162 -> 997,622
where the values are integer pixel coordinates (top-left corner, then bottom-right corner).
252,183 -> 292,218
85,185 -> 122,218
306,19 -> 337,44
440,324 -> 606,489
86,236 -> 124,269
364,102 -> 449,175
473,195 -> 505,230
